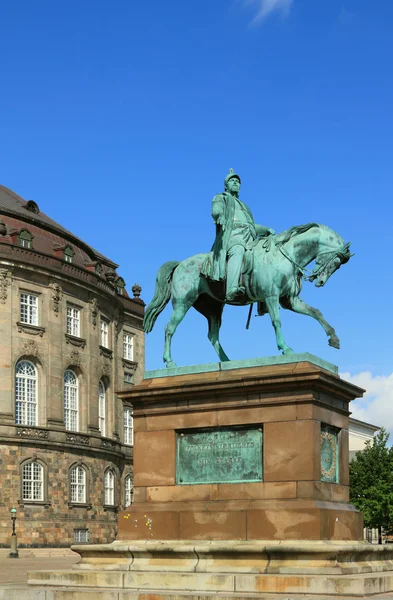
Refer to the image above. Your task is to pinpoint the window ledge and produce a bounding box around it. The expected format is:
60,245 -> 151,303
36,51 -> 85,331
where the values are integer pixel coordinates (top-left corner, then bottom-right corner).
18,500 -> 51,508
17,322 -> 45,337
122,358 -> 138,371
65,334 -> 86,348
99,345 -> 113,359
68,502 -> 92,509
103,505 -> 118,512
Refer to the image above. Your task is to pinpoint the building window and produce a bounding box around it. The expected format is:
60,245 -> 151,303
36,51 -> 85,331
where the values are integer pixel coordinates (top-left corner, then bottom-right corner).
64,369 -> 79,431
124,372 -> 133,384
124,474 -> 133,508
70,465 -> 86,503
22,462 -> 43,501
20,292 -> 38,326
63,246 -> 74,263
123,333 -> 134,361
15,360 -> 37,426
104,470 -> 115,506
116,277 -> 125,296
19,230 -> 33,249
98,380 -> 106,436
66,305 -> 80,337
100,318 -> 109,348
74,529 -> 89,543
123,408 -> 133,446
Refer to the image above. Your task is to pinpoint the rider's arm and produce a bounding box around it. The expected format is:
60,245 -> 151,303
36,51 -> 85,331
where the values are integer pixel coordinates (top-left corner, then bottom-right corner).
211,194 -> 226,227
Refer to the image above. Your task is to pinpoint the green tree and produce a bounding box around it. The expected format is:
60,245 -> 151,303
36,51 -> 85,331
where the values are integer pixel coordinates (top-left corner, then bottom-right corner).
350,428 -> 393,544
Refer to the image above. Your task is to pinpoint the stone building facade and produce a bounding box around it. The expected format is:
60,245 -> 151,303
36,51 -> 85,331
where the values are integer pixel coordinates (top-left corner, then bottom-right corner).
0,185 -> 144,546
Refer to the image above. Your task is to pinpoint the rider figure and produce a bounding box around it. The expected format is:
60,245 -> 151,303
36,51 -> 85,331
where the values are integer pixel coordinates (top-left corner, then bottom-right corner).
202,168 -> 274,301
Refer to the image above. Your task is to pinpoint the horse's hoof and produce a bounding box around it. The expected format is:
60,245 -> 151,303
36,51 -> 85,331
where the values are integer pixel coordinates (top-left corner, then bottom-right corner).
282,347 -> 294,355
329,336 -> 340,350
165,360 -> 178,369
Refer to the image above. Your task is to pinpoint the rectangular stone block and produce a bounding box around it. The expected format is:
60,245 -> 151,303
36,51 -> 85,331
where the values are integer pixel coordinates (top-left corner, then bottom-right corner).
145,409 -> 218,431
28,570 -> 123,588
146,484 -> 218,503
264,420 -> 320,481
297,481 -> 349,502
118,510 -> 180,540
216,404 -> 297,427
247,508 -> 320,540
320,507 -> 363,541
123,571 -> 235,592
134,430 -> 176,486
180,511 -> 246,540
218,481 -> 296,500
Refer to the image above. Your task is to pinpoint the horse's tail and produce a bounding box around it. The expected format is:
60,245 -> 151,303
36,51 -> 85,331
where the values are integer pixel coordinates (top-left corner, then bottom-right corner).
143,261 -> 180,333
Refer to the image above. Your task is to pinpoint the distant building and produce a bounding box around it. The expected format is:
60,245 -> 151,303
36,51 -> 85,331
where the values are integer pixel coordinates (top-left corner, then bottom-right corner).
349,417 -> 380,462
348,417 -> 380,544
0,184 -> 144,546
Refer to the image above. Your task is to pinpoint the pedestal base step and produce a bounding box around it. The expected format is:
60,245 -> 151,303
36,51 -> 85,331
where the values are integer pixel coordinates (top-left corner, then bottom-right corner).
26,569 -> 393,597
26,539 -> 393,597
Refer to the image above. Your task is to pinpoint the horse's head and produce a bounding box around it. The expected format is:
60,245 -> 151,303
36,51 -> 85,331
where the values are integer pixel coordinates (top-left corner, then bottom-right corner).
309,238 -> 353,287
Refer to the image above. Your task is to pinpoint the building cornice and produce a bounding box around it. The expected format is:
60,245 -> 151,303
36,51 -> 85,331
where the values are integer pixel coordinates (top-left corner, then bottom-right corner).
0,243 -> 144,320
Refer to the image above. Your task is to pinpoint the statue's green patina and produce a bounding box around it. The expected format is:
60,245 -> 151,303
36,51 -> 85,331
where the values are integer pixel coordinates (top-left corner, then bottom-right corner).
144,169 -> 353,368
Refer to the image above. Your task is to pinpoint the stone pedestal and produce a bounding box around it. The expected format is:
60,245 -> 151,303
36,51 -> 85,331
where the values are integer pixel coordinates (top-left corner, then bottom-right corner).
118,356 -> 363,543
27,355 -> 393,598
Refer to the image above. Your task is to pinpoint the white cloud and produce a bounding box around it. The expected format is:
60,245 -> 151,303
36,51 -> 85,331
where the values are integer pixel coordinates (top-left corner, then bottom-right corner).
245,0 -> 294,25
340,371 -> 393,438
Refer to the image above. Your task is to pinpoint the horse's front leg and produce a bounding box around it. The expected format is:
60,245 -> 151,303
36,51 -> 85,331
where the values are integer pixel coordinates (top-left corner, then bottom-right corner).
287,296 -> 340,349
265,296 -> 294,355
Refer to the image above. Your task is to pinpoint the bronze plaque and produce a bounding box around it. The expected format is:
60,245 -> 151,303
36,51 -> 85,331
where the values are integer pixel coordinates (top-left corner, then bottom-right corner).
176,427 -> 263,485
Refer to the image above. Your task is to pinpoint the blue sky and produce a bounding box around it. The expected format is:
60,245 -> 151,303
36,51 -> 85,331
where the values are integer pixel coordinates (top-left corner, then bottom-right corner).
1,1 -> 392,430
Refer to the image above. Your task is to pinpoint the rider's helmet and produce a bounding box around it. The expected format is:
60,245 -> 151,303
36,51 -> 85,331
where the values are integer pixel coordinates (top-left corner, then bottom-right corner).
224,168 -> 241,189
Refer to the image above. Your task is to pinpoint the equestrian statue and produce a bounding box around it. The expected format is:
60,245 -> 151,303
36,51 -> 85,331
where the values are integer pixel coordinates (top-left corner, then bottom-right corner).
144,168 -> 353,368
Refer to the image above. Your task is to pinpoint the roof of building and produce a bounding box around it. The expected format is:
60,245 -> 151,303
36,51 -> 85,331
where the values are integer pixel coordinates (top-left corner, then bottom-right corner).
0,184 -> 117,268
349,417 -> 380,432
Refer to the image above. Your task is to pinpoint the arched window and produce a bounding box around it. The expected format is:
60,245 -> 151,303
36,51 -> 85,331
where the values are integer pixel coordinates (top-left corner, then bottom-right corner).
22,461 -> 43,501
15,360 -> 37,426
98,380 -> 106,436
64,370 -> 79,431
124,474 -> 133,508
70,465 -> 86,503
104,469 -> 115,506
18,229 -> 33,249
63,246 -> 74,263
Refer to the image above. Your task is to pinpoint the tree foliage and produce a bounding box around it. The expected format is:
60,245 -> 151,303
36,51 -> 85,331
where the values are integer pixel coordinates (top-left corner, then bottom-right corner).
350,428 -> 393,535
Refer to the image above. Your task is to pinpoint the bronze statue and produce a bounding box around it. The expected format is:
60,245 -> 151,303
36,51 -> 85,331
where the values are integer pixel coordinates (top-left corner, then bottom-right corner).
144,169 -> 352,367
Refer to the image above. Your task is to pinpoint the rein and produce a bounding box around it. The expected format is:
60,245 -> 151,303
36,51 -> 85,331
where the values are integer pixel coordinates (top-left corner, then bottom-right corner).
278,245 -> 314,280
278,245 -> 348,282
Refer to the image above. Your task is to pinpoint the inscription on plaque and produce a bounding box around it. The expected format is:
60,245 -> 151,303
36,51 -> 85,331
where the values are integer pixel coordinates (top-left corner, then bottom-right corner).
176,427 -> 263,485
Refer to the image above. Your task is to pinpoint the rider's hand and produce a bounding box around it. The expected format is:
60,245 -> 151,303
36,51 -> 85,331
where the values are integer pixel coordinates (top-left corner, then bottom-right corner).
217,215 -> 226,231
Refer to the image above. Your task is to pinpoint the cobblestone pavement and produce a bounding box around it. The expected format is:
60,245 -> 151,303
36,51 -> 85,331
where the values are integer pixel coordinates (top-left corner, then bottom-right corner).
0,554 -> 79,584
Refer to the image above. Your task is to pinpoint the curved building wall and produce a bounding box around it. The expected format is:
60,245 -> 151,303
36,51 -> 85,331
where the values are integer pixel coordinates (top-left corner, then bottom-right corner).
0,185 -> 144,546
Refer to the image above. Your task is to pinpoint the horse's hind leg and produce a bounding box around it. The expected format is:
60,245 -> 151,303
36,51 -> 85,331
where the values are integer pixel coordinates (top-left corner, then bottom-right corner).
164,300 -> 192,368
286,296 -> 340,349
193,296 -> 230,362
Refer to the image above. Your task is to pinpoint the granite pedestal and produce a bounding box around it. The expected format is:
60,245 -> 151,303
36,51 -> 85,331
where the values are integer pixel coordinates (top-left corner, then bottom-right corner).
28,355 -> 393,598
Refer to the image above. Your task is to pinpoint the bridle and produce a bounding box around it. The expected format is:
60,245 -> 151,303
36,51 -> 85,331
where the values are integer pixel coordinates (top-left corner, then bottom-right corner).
278,244 -> 351,282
